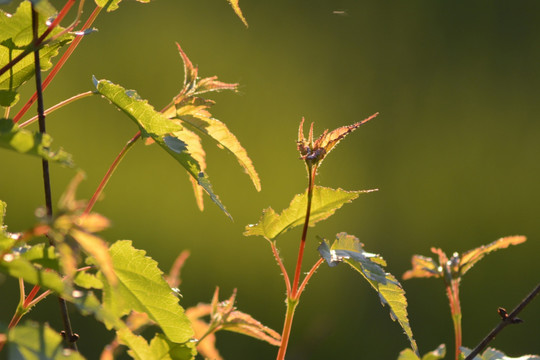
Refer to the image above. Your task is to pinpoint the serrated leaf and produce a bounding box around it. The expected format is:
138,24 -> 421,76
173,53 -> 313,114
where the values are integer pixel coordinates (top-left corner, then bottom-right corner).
117,328 -> 196,360
398,344 -> 446,360
459,236 -> 526,276
70,228 -> 116,286
101,240 -> 193,343
245,186 -> 375,240
70,290 -> 124,330
227,0 -> 248,27
94,0 -> 150,12
7,321 -> 85,360
94,77 -> 230,218
0,118 -> 74,166
74,270 -> 103,289
402,254 -> 441,280
0,2 -> 73,107
319,233 -> 418,354
460,347 -> 540,360
179,114 -> 261,192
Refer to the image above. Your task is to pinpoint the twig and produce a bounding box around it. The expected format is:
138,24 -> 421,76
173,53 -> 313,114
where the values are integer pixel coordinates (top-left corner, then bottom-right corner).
31,6 -> 78,352
464,281 -> 540,359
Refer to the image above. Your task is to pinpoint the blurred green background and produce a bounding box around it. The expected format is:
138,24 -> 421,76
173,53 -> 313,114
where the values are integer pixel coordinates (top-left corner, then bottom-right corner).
1,0 -> 540,359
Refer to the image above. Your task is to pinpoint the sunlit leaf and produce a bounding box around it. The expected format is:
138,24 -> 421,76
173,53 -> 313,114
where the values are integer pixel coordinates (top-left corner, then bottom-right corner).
227,0 -> 248,27
117,328 -> 196,360
7,321 -> 85,360
399,344 -> 446,360
319,233 -> 418,355
179,114 -> 261,192
94,0 -> 151,12
74,270 -> 103,289
0,200 -> 17,251
70,290 -> 124,330
70,228 -> 116,286
244,186 -> 376,240
459,236 -> 526,276
402,254 -> 440,280
0,2 -> 73,107
460,347 -> 540,360
100,240 -> 193,343
0,119 -> 74,166
93,77 -> 230,218
297,113 -> 378,167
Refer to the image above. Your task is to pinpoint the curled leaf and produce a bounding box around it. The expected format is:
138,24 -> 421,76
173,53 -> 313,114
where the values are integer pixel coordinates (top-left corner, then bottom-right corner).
227,0 -> 248,27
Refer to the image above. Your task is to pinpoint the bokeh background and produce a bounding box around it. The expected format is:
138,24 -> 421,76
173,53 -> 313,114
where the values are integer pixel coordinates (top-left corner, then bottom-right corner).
1,0 -> 540,359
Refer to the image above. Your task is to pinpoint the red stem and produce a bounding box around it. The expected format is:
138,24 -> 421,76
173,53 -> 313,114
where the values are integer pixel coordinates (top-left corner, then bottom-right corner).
84,131 -> 142,214
13,4 -> 103,124
270,241 -> 292,296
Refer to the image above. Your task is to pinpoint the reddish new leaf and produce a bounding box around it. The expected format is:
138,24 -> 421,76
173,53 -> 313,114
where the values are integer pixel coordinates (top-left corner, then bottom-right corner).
459,236 -> 526,276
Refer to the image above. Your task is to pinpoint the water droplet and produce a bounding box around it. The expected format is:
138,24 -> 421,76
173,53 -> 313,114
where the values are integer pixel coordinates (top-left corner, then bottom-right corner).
71,290 -> 83,298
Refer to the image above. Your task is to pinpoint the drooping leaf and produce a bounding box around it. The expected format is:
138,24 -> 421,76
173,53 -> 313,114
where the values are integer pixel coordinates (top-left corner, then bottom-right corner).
319,233 -> 418,355
0,2 -> 73,107
227,0 -> 248,27
399,344 -> 446,360
100,240 -> 193,343
94,0 -> 151,12
0,118 -> 74,166
460,347 -> 540,360
245,186 -> 376,240
93,77 -> 230,218
297,113 -> 378,168
7,321 -> 85,360
459,236 -> 526,276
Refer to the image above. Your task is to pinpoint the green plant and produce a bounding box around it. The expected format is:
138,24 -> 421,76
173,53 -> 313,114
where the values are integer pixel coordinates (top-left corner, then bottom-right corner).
1,0 -> 539,359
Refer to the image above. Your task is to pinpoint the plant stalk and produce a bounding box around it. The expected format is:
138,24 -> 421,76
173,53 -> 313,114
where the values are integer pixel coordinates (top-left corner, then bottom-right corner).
276,299 -> 299,360
31,6 -> 77,351
446,280 -> 462,360
84,131 -> 142,214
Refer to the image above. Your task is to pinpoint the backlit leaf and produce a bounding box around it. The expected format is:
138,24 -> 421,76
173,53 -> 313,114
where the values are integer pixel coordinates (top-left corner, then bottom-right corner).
399,344 -> 446,360
227,0 -> 248,27
95,0 -> 151,12
7,321 -> 85,360
100,240 -> 193,343
70,228 -> 116,286
0,2 -> 73,107
0,118 -> 74,166
319,233 -> 418,355
117,328 -> 196,360
0,200 -> 16,251
402,254 -> 440,280
244,186 -> 376,240
459,236 -> 526,276
93,77 -> 230,218
460,347 -> 540,360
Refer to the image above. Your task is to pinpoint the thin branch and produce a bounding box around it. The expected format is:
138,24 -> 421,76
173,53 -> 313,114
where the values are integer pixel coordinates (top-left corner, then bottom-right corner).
270,241 -> 292,296
31,6 -> 78,352
296,258 -> 324,299
465,281 -> 540,360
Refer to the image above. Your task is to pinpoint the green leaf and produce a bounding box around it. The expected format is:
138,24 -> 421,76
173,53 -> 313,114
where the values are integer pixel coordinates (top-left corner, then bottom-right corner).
459,236 -> 526,276
245,186 -> 375,240
93,78 -> 230,219
19,243 -> 60,271
7,321 -> 85,359
100,240 -> 193,343
0,2 -> 73,107
74,270 -> 103,289
70,290 -> 124,330
398,344 -> 446,360
0,252 -> 65,294
179,114 -> 261,192
460,347 -> 540,360
0,119 -> 74,166
94,0 -> 151,12
227,0 -> 248,27
0,200 -> 16,251
319,233 -> 418,355
117,328 -> 196,360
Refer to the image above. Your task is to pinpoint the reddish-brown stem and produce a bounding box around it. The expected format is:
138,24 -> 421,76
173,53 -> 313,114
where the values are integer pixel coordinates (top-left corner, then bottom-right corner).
19,91 -> 95,128
23,285 -> 41,308
290,166 -> 316,298
445,279 -> 462,360
84,131 -> 142,215
0,0 -> 76,78
13,5 -> 103,124
270,241 -> 292,296
296,258 -> 324,298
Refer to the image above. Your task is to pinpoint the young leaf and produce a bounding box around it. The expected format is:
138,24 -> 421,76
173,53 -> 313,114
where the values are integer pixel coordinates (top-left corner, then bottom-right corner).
297,113 -> 378,168
7,321 -> 85,360
0,200 -> 17,251
93,77 -> 230,218
0,119 -> 74,167
0,2 -> 73,107
244,186 -> 376,240
94,0 -> 151,12
100,240 -> 193,344
402,254 -> 440,280
460,347 -> 540,360
459,236 -> 526,276
319,233 -> 418,355
399,344 -> 446,360
227,0 -> 248,27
